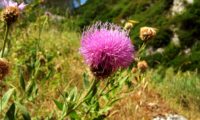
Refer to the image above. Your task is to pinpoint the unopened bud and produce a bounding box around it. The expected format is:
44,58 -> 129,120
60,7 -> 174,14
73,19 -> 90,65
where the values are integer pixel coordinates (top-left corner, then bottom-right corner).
55,64 -> 62,72
124,20 -> 139,31
137,60 -> 148,72
139,27 -> 157,41
131,67 -> 138,73
37,52 -> 46,65
0,58 -> 10,80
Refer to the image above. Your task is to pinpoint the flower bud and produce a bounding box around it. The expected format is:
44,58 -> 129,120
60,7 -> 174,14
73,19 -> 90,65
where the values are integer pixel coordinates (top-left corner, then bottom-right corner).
39,56 -> 46,65
137,60 -> 148,72
124,20 -> 139,31
139,27 -> 157,41
124,22 -> 133,31
55,64 -> 62,72
39,0 -> 46,4
37,52 -> 46,65
131,67 -> 138,73
0,58 -> 10,80
2,6 -> 19,26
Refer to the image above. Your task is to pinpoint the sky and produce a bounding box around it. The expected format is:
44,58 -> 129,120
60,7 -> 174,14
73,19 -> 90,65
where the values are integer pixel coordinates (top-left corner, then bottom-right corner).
74,0 -> 87,8
80,0 -> 87,4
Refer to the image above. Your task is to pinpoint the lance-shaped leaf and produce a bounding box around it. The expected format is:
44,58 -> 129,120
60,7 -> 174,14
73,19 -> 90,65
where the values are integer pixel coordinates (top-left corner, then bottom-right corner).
53,99 -> 63,111
16,102 -> 31,120
4,103 -> 15,120
0,88 -> 15,112
19,69 -> 26,91
83,73 -> 90,89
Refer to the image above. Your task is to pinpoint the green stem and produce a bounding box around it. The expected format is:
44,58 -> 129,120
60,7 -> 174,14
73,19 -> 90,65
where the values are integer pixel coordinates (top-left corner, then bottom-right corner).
138,43 -> 146,55
39,16 -> 48,39
37,16 -> 48,51
67,79 -> 99,115
98,79 -> 110,98
0,81 -> 2,113
1,24 -> 9,57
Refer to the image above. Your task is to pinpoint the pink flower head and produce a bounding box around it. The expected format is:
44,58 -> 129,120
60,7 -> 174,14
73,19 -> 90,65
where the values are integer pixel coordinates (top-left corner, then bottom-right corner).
80,22 -> 134,78
0,0 -> 26,10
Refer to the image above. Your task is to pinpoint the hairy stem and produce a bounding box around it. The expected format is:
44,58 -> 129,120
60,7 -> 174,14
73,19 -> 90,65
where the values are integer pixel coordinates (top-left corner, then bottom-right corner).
1,24 -> 9,57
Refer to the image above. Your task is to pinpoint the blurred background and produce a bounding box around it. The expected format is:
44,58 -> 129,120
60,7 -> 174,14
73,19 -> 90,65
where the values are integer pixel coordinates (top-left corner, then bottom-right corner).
26,0 -> 200,71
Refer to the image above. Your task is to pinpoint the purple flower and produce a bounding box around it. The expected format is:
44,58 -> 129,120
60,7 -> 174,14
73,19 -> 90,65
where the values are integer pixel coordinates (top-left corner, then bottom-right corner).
1,0 -> 27,25
0,0 -> 26,10
80,22 -> 134,78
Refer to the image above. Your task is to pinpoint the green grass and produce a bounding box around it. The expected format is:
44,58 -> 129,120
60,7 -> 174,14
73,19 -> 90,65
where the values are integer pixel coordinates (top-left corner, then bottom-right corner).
0,14 -> 86,118
149,67 -> 200,118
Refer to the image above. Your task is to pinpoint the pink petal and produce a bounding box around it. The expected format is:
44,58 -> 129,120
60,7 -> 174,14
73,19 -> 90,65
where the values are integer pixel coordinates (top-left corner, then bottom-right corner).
18,2 -> 26,10
8,0 -> 17,7
0,0 -> 8,8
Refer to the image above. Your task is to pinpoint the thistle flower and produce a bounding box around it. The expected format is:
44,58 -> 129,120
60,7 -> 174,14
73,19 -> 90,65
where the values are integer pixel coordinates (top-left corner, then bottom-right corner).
139,27 -> 157,41
0,58 -> 10,80
80,22 -> 134,78
1,0 -> 26,25
137,60 -> 148,72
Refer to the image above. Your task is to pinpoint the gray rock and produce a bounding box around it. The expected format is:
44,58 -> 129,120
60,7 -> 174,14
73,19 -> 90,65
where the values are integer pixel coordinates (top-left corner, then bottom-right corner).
166,114 -> 187,120
153,114 -> 187,120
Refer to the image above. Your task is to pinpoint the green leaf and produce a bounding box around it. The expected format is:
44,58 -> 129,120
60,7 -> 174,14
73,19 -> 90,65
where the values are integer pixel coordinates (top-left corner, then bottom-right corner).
15,102 -> 31,120
83,73 -> 90,89
4,103 -> 15,120
26,80 -> 37,99
53,99 -> 63,111
109,98 -> 122,106
119,76 -> 129,86
19,70 -> 26,91
68,87 -> 78,102
98,106 -> 111,115
69,111 -> 81,120
61,103 -> 68,119
93,115 -> 106,120
86,85 -> 98,101
0,88 -> 15,112
45,70 -> 52,80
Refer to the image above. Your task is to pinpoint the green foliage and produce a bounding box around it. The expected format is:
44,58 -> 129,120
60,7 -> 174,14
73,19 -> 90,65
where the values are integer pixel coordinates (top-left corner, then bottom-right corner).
53,71 -> 136,120
76,0 -> 174,45
150,67 -> 200,109
144,42 -> 200,71
0,88 -> 15,112
15,103 -> 31,120
19,69 -> 26,91
174,0 -> 200,48
0,4 -> 81,118
5,103 -> 16,120
54,99 -> 64,111
76,0 -> 200,71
